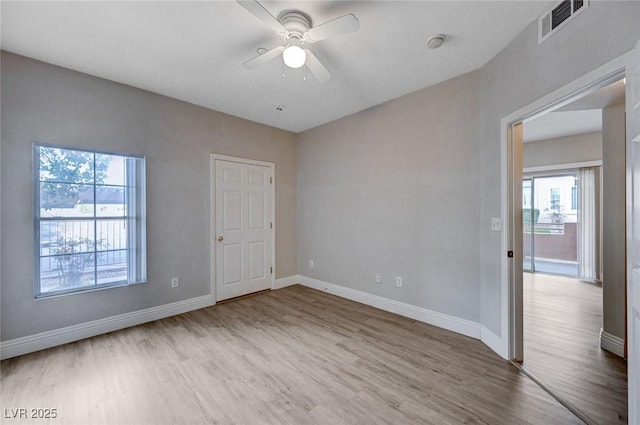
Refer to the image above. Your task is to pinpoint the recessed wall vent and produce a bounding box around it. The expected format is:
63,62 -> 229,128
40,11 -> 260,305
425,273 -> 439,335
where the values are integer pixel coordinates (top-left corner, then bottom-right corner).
538,0 -> 589,43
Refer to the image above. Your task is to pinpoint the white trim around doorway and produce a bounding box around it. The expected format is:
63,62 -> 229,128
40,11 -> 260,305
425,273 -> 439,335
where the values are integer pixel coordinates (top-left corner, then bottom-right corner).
498,52 -> 630,361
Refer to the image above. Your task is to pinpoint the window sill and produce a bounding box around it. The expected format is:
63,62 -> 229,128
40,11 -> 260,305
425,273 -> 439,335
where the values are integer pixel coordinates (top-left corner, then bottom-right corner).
34,280 -> 146,300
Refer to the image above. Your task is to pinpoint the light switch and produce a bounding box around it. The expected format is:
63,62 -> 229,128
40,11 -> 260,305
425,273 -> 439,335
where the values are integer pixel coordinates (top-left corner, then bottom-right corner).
491,218 -> 501,232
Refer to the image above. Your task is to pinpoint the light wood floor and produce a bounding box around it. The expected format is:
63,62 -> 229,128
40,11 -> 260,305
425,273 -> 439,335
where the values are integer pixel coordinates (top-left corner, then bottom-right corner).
523,273 -> 628,424
1,285 -> 583,425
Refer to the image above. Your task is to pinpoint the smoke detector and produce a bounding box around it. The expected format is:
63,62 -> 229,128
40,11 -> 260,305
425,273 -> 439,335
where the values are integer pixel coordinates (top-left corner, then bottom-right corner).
427,34 -> 446,49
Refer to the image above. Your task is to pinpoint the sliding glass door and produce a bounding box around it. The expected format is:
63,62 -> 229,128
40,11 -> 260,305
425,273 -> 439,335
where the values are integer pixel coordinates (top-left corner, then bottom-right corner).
523,174 -> 578,277
523,179 -> 534,272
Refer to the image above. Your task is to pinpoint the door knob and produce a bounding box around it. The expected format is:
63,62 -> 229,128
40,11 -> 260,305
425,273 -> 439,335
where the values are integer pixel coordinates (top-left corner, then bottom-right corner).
217,236 -> 224,242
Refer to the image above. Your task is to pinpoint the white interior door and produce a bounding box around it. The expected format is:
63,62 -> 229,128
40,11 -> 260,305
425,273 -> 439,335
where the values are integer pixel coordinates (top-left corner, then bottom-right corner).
626,36 -> 640,425
214,157 -> 273,301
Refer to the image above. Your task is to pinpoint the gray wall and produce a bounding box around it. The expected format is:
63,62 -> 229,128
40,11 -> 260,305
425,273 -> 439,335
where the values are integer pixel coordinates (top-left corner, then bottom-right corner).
602,104 -> 626,341
3,1 -> 640,349
523,131 -> 602,169
297,1 -> 640,336
0,52 -> 297,341
479,1 -> 640,334
297,70 -> 482,322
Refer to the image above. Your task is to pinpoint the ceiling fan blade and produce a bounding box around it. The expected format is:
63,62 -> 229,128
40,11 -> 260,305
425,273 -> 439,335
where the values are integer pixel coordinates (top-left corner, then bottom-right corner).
237,0 -> 287,35
304,50 -> 331,83
243,45 -> 285,70
306,13 -> 359,42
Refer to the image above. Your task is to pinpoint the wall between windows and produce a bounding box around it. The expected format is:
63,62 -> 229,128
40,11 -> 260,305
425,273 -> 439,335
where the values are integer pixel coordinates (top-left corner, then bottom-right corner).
0,51 -> 297,341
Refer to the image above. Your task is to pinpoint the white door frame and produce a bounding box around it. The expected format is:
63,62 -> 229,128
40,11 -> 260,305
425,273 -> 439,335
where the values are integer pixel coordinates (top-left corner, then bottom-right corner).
625,36 -> 640,425
210,154 -> 276,303
499,52 -> 629,360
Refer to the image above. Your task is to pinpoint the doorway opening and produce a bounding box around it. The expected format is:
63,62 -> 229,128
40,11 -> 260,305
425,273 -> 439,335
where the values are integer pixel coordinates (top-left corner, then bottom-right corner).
519,79 -> 627,423
504,66 -> 629,424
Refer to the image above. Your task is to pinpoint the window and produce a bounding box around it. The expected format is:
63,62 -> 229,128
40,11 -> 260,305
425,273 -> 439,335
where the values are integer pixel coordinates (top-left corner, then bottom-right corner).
35,144 -> 146,297
571,186 -> 578,210
550,187 -> 561,212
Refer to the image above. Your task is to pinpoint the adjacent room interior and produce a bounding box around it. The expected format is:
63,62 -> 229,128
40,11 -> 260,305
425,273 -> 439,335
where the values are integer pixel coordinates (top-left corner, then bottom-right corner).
1,1 -> 640,424
520,79 -> 628,424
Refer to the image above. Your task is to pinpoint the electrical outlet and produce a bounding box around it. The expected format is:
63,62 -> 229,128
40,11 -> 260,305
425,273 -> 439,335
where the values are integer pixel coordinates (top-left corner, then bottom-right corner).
396,276 -> 403,287
309,259 -> 314,268
171,277 -> 179,288
375,273 -> 381,284
491,217 -> 502,231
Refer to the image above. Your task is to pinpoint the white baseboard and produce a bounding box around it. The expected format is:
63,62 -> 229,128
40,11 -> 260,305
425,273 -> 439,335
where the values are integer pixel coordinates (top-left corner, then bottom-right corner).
1,277 -> 506,361
0,294 -> 214,360
274,275 -> 301,289
481,326 -> 507,359
600,328 -> 625,358
297,275 -> 481,339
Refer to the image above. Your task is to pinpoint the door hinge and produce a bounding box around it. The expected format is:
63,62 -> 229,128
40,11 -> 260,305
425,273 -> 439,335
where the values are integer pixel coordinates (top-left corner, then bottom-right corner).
270,267 -> 273,274
270,177 -> 273,184
270,222 -> 273,229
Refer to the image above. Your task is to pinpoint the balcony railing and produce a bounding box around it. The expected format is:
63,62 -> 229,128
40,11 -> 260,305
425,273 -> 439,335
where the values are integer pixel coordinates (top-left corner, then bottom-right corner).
39,218 -> 129,294
523,222 -> 565,235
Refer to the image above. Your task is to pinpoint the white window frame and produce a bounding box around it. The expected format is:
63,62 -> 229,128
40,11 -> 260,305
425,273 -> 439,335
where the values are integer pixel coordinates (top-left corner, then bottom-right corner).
33,143 -> 146,298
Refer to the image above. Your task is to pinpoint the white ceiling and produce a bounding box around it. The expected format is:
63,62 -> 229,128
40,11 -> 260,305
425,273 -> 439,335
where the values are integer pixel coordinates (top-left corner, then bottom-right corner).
523,110 -> 603,143
523,79 -> 626,142
556,79 -> 626,112
1,1 -> 554,133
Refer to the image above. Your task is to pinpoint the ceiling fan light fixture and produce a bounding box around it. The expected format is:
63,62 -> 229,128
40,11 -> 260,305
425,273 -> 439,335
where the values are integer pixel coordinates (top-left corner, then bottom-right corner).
283,44 -> 306,68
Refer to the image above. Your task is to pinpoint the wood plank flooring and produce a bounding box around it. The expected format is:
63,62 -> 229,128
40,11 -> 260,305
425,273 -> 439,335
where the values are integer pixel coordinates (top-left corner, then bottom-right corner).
523,273 -> 627,424
1,285 -> 582,425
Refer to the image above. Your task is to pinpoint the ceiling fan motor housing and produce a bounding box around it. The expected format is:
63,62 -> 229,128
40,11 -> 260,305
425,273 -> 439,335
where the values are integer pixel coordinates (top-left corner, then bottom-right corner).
278,10 -> 312,43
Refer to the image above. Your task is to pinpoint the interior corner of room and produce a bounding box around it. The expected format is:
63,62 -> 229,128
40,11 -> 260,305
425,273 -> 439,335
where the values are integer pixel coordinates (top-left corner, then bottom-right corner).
1,1 -> 640,424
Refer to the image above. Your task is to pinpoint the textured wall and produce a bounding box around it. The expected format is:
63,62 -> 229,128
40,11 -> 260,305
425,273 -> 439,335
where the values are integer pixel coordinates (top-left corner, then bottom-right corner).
523,131 -> 602,169
297,71 -> 482,322
1,52 -> 297,340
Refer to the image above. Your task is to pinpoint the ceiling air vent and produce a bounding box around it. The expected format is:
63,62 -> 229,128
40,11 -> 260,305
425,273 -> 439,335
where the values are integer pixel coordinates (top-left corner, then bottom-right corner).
538,0 -> 589,43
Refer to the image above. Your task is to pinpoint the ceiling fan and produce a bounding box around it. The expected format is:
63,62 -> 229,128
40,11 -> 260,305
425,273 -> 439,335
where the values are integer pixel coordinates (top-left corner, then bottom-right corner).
237,0 -> 359,83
